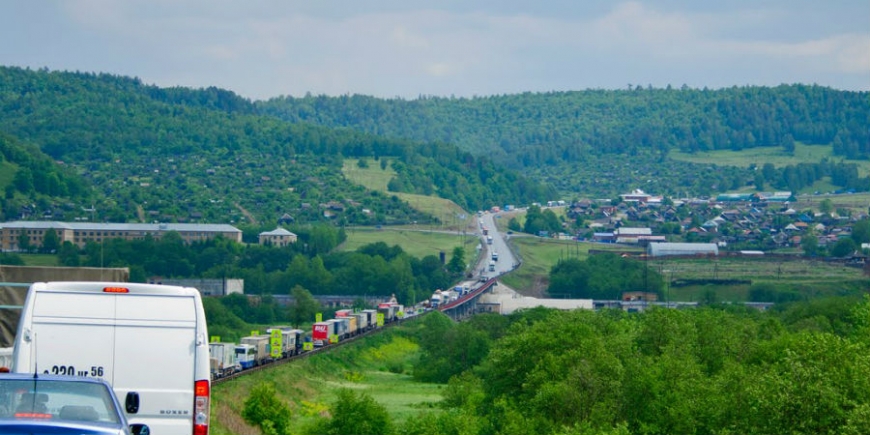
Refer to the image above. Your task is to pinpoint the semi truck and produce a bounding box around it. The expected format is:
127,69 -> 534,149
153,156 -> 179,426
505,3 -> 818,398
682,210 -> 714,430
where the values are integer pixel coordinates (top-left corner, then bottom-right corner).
209,342 -> 240,379
240,335 -> 272,366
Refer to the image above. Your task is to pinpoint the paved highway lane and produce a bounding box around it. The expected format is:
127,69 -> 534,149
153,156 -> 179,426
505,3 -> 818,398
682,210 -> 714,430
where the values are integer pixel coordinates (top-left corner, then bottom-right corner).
478,211 -> 517,278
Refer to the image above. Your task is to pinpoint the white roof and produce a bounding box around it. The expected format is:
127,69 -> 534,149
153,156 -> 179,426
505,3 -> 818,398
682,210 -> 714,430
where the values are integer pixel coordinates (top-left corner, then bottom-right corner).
260,228 -> 297,236
648,243 -> 719,256
614,227 -> 652,236
486,296 -> 594,314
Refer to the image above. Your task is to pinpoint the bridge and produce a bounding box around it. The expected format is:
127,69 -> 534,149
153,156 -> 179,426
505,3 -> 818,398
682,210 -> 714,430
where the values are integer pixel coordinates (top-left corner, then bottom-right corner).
437,277 -> 499,320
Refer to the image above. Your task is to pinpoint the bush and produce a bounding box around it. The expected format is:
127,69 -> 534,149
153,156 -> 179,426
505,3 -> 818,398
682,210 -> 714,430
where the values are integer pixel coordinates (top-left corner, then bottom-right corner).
242,383 -> 291,435
305,388 -> 394,435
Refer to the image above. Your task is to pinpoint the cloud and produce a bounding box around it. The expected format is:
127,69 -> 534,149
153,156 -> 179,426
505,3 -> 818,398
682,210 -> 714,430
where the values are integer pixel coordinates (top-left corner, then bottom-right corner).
31,0 -> 869,98
591,1 -> 696,49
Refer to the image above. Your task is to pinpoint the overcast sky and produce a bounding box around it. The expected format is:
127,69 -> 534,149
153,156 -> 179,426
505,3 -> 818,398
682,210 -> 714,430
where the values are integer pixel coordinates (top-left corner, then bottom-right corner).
2,1 -> 868,100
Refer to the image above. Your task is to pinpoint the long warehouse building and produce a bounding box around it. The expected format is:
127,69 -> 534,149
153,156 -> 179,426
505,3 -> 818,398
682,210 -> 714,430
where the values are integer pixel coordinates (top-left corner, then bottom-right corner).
0,221 -> 242,251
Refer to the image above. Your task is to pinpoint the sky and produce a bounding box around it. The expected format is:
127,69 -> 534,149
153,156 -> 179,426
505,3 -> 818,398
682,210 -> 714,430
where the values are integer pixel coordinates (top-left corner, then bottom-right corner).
1,0 -> 868,100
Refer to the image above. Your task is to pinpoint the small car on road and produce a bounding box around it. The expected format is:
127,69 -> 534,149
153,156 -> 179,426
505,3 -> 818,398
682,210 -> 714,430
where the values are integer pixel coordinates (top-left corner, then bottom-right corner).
0,373 -> 148,435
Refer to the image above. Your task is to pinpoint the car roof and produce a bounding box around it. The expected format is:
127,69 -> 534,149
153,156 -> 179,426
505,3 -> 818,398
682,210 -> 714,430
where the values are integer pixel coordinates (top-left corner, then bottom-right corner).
0,373 -> 110,385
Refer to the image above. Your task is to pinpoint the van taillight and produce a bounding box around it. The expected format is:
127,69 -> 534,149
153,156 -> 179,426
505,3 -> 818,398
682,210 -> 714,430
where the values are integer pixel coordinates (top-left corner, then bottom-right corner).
193,379 -> 210,435
103,287 -> 129,293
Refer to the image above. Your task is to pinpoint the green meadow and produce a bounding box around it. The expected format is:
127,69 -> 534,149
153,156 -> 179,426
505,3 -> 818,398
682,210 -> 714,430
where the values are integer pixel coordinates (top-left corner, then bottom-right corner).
669,142 -> 870,178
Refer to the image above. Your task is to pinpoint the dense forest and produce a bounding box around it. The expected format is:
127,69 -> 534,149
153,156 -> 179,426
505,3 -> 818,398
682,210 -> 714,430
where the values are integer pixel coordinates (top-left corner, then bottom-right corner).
0,66 -> 552,224
259,86 -> 870,197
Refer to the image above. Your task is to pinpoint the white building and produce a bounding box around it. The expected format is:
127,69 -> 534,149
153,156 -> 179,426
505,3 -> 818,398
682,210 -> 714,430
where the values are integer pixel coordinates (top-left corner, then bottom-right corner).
258,228 -> 298,247
0,221 -> 242,251
648,242 -> 719,257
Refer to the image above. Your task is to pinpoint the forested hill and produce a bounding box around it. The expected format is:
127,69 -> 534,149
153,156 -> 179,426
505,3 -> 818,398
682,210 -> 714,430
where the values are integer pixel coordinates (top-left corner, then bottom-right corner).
0,66 -> 553,224
258,86 -> 870,197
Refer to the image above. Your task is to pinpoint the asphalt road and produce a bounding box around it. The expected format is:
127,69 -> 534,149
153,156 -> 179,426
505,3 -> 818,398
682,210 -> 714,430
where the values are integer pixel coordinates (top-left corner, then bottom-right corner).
477,211 -> 517,278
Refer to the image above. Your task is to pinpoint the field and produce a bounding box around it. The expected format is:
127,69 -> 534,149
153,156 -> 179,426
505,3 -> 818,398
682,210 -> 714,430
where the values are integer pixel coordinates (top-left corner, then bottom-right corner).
499,236 -> 640,296
496,214 -> 867,302
211,324 -> 440,435
15,254 -> 59,267
342,158 -> 473,231
340,227 -> 481,269
669,142 -> 870,177
791,192 -> 870,215
648,255 -> 867,302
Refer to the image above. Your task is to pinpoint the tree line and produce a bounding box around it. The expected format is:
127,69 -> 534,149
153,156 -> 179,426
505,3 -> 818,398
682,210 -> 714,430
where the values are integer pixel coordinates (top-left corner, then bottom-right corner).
43,227 -> 462,308
239,296 -> 870,435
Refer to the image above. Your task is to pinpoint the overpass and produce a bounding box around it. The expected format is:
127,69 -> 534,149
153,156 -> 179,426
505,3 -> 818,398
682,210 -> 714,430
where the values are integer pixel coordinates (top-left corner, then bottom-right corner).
437,277 -> 499,320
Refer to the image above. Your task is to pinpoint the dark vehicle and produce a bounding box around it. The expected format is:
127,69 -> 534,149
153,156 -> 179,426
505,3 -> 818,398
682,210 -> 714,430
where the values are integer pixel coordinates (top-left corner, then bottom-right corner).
0,373 -> 148,435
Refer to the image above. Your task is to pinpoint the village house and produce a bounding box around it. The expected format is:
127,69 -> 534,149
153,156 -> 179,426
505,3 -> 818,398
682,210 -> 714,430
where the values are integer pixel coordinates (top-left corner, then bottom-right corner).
257,227 -> 298,247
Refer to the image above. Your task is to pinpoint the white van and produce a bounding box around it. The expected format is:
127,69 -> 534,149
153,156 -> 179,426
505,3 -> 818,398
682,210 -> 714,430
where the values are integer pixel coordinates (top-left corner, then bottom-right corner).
12,281 -> 211,435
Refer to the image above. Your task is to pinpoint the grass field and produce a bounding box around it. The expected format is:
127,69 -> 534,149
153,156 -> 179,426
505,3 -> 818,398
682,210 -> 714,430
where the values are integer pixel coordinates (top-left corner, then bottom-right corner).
649,256 -> 868,302
669,142 -> 870,177
342,158 -> 475,231
791,192 -> 870,214
499,236 -> 641,296
498,231 -> 868,301
340,227 -> 481,270
211,323 -> 440,435
17,254 -> 59,267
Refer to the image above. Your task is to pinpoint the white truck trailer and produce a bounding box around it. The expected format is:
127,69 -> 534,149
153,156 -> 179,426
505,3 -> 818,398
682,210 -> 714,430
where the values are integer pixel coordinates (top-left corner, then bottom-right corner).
209,342 -> 240,379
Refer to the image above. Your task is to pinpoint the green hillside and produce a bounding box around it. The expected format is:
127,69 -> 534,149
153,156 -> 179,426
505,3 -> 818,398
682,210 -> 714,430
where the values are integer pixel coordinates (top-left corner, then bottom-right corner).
3,65 -> 867,224
0,66 -> 552,224
259,86 -> 870,198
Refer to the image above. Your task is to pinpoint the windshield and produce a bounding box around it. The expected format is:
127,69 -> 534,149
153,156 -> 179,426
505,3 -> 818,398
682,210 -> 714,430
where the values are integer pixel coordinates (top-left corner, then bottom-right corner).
0,378 -> 121,425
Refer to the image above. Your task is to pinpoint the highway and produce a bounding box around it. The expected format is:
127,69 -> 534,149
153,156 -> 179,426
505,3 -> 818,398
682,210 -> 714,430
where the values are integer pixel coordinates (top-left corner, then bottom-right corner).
477,210 -> 517,278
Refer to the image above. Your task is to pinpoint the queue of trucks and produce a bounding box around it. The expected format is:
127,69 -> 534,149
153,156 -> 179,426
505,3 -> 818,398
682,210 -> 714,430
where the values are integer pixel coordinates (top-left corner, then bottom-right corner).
210,300 -> 408,379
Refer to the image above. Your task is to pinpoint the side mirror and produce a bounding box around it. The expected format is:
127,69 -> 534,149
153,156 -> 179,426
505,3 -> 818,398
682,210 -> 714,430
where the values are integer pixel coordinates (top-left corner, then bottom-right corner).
125,392 -> 140,414
130,423 -> 150,435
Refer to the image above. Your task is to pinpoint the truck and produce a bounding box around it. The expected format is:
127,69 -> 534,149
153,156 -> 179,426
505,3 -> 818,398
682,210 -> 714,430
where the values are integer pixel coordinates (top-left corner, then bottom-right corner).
430,291 -> 443,308
331,317 -> 350,340
209,342 -> 240,379
377,303 -> 398,324
492,251 -> 499,261
312,321 -> 330,347
486,236 -> 493,245
240,335 -> 272,366
361,309 -> 378,329
12,281 -> 211,435
235,343 -> 257,369
334,309 -> 353,318
353,312 -> 369,332
266,326 -> 301,357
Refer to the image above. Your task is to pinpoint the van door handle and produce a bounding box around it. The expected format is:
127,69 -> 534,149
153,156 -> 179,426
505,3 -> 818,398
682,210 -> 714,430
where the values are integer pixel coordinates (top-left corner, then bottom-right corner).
126,392 -> 140,414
